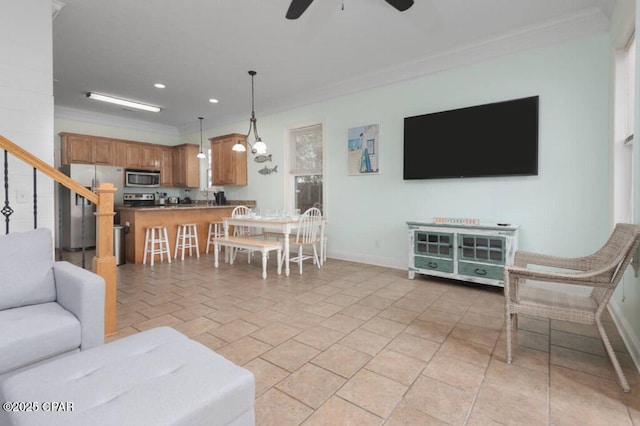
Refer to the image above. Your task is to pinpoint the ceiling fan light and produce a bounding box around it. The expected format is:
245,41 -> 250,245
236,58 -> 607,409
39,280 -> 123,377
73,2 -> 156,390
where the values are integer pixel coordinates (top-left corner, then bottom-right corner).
232,141 -> 246,152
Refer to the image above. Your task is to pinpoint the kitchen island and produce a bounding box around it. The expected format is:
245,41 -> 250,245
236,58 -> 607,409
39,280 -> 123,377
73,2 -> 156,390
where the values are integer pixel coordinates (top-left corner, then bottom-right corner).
118,204 -> 255,264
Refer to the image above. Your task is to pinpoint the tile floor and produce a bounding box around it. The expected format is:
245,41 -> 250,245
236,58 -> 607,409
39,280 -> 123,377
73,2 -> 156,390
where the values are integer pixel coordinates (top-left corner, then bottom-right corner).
63,249 -> 640,425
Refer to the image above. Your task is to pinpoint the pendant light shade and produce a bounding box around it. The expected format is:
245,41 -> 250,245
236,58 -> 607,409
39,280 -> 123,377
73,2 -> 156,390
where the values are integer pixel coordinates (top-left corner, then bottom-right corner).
239,70 -> 267,155
197,117 -> 206,159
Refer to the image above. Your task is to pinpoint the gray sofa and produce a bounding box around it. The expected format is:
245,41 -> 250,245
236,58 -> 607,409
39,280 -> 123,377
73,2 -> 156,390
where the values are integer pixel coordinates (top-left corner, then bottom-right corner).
0,228 -> 105,381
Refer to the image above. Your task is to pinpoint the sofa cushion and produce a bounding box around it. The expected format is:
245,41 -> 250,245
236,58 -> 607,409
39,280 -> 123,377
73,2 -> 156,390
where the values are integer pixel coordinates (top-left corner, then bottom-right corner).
0,302 -> 81,375
0,228 -> 56,310
0,327 -> 255,426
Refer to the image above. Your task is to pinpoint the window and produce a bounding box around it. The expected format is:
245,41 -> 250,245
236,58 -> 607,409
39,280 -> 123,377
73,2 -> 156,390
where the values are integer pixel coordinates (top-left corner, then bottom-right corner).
288,123 -> 323,214
613,34 -> 635,223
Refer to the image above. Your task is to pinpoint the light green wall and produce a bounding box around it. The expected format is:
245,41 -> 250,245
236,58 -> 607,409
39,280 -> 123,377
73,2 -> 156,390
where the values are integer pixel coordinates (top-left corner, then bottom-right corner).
225,33 -> 612,268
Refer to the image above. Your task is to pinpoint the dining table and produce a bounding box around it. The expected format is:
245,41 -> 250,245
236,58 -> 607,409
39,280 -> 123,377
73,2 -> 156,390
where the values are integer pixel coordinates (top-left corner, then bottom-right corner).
222,215 -> 326,276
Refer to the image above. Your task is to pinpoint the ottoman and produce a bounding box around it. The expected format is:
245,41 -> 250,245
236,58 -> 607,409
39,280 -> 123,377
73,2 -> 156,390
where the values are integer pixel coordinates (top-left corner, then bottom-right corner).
0,327 -> 255,426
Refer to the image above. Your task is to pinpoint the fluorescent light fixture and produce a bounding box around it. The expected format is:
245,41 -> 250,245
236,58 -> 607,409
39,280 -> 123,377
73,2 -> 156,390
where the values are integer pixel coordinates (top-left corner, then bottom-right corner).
86,92 -> 162,113
154,83 -> 166,89
209,98 -> 219,103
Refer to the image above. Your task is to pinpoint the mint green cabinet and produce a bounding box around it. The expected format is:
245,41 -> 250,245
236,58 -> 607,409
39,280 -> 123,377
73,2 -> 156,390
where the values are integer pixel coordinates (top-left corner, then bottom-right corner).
407,221 -> 519,287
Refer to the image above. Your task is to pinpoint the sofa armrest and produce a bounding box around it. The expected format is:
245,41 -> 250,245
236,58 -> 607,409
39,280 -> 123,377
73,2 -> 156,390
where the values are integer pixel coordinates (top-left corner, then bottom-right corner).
53,261 -> 105,350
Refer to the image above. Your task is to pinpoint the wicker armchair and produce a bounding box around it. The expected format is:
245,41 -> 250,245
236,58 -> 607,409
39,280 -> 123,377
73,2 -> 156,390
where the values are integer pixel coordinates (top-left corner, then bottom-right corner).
504,223 -> 640,392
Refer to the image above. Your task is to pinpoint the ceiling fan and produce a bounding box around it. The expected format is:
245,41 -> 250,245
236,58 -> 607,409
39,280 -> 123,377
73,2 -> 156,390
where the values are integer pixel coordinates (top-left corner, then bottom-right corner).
286,0 -> 414,20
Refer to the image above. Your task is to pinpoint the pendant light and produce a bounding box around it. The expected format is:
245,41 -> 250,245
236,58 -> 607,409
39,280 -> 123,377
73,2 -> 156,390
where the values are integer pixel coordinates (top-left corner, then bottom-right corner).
196,117 -> 206,159
233,71 -> 267,155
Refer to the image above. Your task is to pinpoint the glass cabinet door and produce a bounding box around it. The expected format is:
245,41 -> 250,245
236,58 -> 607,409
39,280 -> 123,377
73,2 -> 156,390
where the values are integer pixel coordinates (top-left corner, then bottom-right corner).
458,234 -> 506,265
414,231 -> 454,259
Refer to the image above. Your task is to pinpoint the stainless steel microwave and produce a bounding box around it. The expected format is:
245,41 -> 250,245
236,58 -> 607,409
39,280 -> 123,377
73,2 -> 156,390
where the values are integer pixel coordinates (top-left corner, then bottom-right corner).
125,169 -> 160,187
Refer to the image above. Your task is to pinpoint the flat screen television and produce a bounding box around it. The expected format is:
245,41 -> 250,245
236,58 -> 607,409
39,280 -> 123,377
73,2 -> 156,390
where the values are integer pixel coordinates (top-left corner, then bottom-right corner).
403,96 -> 539,180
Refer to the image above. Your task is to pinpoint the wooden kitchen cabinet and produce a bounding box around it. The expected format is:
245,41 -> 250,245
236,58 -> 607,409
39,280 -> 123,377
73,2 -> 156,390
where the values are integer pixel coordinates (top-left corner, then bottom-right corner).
159,146 -> 174,187
114,140 -> 127,166
93,137 -> 115,165
173,144 -> 199,187
141,145 -> 159,170
126,143 -> 158,169
60,133 -> 116,165
60,133 -> 94,165
125,143 -> 142,168
209,133 -> 247,186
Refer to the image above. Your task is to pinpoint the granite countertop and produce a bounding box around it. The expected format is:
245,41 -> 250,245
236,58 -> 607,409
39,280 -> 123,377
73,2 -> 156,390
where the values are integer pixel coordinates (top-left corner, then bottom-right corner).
117,205 -> 235,211
117,200 -> 256,211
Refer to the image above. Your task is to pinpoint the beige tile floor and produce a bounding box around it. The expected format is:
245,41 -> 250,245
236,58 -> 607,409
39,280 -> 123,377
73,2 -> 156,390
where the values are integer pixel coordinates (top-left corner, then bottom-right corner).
63,249 -> 640,425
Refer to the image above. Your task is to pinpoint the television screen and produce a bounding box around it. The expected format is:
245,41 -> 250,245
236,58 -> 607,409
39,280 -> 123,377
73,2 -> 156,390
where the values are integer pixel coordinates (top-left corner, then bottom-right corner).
403,96 -> 539,180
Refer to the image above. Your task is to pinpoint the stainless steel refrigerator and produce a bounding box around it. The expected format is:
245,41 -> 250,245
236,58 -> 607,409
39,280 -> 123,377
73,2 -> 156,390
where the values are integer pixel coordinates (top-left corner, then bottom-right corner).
59,164 -> 124,250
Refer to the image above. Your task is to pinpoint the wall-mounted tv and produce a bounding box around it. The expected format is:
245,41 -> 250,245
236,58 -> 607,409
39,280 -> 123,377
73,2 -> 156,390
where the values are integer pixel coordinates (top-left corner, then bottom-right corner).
403,96 -> 539,180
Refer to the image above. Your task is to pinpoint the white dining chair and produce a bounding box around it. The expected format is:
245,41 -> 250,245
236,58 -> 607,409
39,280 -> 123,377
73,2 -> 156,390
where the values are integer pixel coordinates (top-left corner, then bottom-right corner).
230,205 -> 260,263
287,207 -> 322,274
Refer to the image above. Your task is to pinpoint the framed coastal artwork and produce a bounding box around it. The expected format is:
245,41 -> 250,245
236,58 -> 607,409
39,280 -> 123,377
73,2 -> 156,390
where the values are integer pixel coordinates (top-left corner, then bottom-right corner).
347,124 -> 379,175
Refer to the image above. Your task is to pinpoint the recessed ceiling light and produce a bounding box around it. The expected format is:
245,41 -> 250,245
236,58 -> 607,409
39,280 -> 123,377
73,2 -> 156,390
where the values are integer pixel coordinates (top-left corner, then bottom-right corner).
209,98 -> 219,104
154,83 -> 166,89
86,92 -> 162,113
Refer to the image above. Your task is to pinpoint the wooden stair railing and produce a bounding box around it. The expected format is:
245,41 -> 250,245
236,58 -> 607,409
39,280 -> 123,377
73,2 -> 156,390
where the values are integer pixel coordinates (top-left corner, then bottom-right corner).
0,135 -> 117,337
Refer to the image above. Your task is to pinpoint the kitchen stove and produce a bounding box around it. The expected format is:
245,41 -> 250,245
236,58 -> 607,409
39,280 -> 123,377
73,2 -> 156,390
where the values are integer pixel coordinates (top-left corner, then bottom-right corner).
123,193 -> 155,207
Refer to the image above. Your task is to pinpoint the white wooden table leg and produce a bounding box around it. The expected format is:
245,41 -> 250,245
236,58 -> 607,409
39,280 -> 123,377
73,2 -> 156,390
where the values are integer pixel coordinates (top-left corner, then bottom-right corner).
320,223 -> 325,266
277,247 -> 282,275
214,241 -> 219,268
284,229 -> 290,276
261,250 -> 267,279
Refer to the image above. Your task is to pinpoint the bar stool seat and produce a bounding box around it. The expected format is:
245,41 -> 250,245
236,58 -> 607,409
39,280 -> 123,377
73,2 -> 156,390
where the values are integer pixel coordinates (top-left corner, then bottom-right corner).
175,223 -> 200,260
206,221 -> 224,254
143,226 -> 171,266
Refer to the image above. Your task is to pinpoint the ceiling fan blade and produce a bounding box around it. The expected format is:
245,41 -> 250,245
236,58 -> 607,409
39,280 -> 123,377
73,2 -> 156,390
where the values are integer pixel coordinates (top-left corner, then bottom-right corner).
286,0 -> 315,19
385,0 -> 414,12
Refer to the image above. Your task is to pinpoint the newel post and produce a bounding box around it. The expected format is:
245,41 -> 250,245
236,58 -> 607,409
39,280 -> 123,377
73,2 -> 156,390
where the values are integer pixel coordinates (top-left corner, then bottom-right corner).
92,182 -> 117,337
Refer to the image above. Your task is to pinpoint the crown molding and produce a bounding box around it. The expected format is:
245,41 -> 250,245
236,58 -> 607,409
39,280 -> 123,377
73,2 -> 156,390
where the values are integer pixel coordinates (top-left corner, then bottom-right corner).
54,106 -> 179,137
262,7 -> 610,116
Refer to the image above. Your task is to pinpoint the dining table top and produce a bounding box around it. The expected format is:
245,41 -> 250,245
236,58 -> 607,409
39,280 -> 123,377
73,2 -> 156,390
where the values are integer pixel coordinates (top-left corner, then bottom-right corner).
222,215 -> 326,225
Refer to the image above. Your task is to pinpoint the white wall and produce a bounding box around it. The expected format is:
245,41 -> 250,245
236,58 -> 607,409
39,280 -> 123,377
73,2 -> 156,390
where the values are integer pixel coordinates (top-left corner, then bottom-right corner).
608,0 -> 640,372
224,33 -> 612,269
1,0 -> 54,232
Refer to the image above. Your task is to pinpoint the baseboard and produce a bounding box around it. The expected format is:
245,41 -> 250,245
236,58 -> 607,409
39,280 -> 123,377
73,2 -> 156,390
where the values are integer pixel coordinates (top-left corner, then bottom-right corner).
327,251 -> 406,271
608,299 -> 640,374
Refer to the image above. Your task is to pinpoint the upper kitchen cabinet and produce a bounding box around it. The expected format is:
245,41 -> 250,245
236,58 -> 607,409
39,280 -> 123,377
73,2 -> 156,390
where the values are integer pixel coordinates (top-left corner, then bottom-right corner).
125,143 -> 159,170
93,137 -> 115,165
141,145 -> 159,170
159,146 -> 174,187
209,133 -> 247,186
173,144 -> 199,187
115,140 -> 128,166
60,133 -> 115,165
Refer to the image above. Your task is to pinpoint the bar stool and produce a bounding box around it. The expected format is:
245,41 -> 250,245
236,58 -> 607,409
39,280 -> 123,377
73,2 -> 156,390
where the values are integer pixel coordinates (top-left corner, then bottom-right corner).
205,221 -> 224,254
143,226 -> 171,266
175,223 -> 200,260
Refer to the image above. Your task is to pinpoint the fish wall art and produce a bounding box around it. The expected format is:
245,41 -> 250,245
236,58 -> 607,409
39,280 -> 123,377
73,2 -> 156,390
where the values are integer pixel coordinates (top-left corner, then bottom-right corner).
258,165 -> 278,175
254,154 -> 272,163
